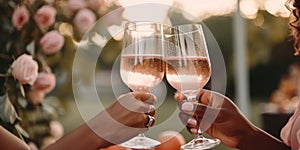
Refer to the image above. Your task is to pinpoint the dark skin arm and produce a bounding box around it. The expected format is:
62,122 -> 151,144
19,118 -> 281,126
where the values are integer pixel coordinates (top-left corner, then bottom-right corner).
43,91 -> 157,150
0,92 -> 156,150
43,91 -> 156,150
176,90 -> 290,150
0,126 -> 30,150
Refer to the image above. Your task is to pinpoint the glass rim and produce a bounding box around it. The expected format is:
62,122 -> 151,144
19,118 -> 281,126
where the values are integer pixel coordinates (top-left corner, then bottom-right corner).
124,21 -> 170,32
164,23 -> 204,37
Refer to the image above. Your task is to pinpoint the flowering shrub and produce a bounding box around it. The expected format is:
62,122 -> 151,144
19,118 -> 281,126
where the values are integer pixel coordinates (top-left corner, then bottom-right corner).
0,0 -> 112,148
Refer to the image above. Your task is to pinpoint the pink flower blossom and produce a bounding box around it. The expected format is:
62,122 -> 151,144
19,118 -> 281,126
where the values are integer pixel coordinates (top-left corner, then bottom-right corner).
73,8 -> 96,34
67,0 -> 87,11
27,89 -> 45,105
32,72 -> 56,94
50,121 -> 64,139
11,54 -> 38,85
12,5 -> 30,30
40,31 -> 64,55
35,5 -> 56,28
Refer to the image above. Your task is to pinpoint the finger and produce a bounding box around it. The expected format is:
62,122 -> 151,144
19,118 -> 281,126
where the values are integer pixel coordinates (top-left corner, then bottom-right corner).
186,126 -> 198,135
118,93 -> 151,113
174,91 -> 185,101
146,105 -> 155,116
132,92 -> 157,105
178,112 -> 197,128
179,113 -> 199,135
198,89 -> 212,105
179,101 -> 207,116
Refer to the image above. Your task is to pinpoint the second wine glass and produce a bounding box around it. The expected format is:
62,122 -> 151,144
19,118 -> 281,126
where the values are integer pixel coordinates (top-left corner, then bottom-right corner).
119,21 -> 165,149
165,23 -> 220,150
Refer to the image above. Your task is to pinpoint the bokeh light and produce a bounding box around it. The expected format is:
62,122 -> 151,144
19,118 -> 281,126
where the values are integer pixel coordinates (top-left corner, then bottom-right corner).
114,0 -> 290,20
240,0 -> 259,19
264,0 -> 290,18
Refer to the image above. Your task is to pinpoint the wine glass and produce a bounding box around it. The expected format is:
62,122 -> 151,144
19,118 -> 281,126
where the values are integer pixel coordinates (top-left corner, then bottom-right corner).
165,23 -> 220,149
119,21 -> 164,149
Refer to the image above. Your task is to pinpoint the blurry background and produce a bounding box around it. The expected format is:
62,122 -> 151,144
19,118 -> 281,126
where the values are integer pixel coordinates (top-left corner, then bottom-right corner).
2,0 -> 299,149
56,0 -> 300,149
62,0 -> 300,150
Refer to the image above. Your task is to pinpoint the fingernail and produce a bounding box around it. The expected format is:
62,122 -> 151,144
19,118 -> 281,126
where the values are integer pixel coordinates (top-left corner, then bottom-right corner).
190,128 -> 198,134
181,103 -> 194,111
187,118 -> 197,126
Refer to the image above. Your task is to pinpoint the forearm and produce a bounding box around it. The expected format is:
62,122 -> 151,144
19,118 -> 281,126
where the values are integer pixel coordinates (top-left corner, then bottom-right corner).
0,126 -> 30,150
43,117 -> 111,150
237,127 -> 290,150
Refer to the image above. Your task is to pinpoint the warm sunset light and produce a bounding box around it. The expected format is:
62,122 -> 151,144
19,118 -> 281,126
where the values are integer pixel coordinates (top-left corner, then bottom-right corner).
175,0 -> 236,20
240,0 -> 259,19
115,0 -> 290,20
264,0 -> 290,18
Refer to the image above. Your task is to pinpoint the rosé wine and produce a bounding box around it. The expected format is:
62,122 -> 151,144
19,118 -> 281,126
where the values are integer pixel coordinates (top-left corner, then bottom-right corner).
166,56 -> 211,92
120,55 -> 164,91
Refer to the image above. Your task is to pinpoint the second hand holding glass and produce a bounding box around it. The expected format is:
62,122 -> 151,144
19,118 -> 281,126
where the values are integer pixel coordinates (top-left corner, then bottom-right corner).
165,23 -> 220,150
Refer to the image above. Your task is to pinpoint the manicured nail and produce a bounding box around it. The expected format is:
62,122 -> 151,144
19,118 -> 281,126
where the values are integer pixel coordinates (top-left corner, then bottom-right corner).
181,103 -> 194,111
190,128 -> 198,134
187,118 -> 197,126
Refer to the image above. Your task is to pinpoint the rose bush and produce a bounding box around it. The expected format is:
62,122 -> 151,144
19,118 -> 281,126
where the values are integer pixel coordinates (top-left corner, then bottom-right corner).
0,0 -> 117,148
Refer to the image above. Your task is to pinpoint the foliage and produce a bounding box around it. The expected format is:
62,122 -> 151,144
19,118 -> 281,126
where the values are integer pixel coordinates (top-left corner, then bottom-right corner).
0,0 -> 115,148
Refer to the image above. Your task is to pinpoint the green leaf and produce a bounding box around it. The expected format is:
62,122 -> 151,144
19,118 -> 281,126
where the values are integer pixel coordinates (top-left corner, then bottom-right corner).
14,124 -> 29,138
5,41 -> 11,52
0,94 -> 20,124
19,84 -> 25,98
26,41 -> 35,56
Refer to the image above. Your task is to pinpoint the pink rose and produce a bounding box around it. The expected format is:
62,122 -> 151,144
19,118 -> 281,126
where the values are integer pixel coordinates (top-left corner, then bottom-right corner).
12,5 -> 30,30
35,5 -> 56,28
50,121 -> 64,139
73,8 -> 96,34
40,31 -> 64,55
27,89 -> 45,105
32,72 -> 56,94
67,0 -> 87,11
11,54 -> 38,85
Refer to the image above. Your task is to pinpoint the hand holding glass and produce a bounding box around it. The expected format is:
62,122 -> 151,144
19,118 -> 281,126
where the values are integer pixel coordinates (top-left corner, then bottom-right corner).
165,23 -> 220,150
119,22 -> 164,149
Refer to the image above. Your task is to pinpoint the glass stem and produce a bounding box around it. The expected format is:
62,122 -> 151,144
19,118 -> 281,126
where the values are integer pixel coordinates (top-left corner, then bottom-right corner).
195,130 -> 204,139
